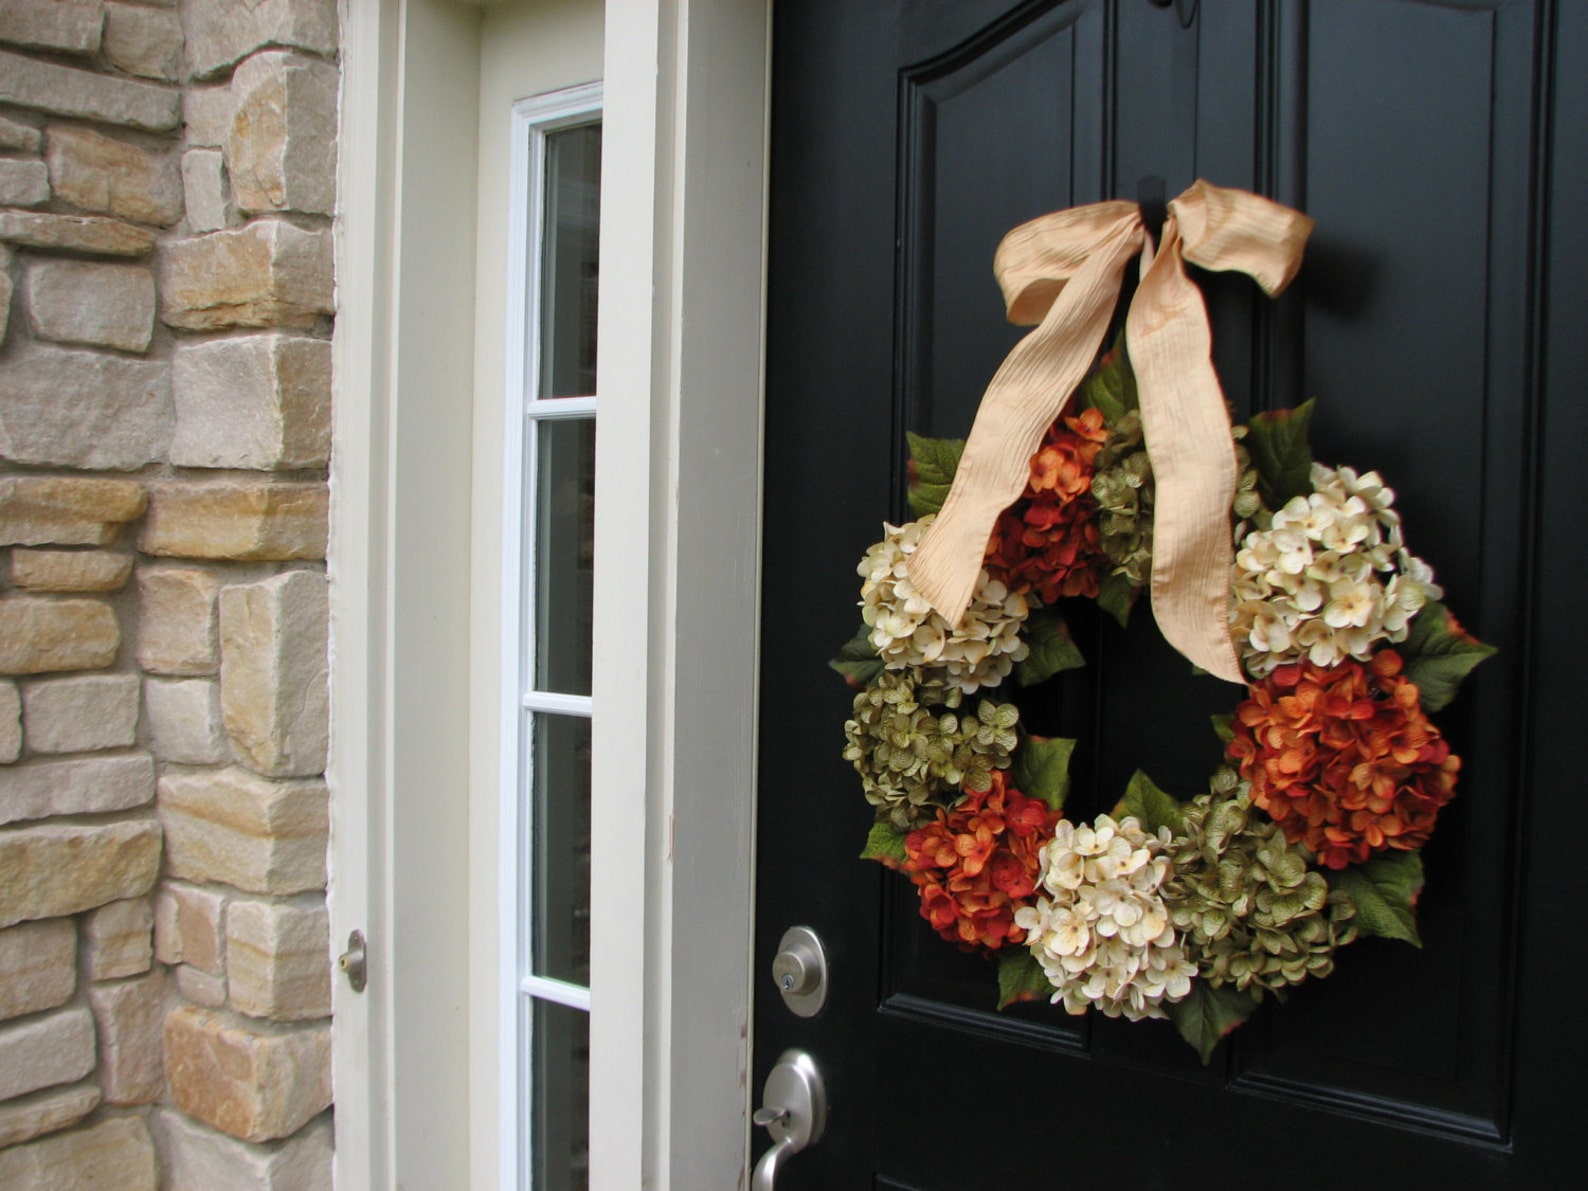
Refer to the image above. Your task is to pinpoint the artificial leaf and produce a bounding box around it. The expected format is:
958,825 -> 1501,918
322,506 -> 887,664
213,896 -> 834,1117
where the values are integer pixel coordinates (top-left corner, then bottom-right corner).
1096,569 -> 1136,629
1166,982 -> 1260,1064
906,432 -> 966,518
1013,735 -> 1076,812
1113,769 -> 1184,835
860,821 -> 910,869
1076,338 -> 1138,425
828,626 -> 883,688
1397,600 -> 1496,713
1333,851 -> 1424,947
1014,607 -> 1086,686
1245,399 -> 1316,511
997,948 -> 1053,1009
1210,713 -> 1235,745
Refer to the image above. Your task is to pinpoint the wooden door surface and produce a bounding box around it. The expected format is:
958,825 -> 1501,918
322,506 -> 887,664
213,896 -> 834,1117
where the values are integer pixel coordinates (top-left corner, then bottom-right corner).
756,2 -> 1585,1186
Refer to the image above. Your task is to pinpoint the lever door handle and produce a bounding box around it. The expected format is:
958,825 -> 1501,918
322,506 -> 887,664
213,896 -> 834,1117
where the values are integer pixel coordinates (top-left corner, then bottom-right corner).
750,1049 -> 826,1190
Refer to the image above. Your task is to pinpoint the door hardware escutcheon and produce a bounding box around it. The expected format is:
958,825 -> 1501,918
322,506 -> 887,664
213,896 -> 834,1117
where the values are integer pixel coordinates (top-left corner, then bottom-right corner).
771,926 -> 827,1017
751,1049 -> 826,1191
338,930 -> 367,993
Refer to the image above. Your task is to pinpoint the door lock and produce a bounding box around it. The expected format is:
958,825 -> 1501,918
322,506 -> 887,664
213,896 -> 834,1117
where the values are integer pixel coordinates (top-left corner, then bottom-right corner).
338,930 -> 367,993
771,926 -> 827,1017
751,1049 -> 826,1191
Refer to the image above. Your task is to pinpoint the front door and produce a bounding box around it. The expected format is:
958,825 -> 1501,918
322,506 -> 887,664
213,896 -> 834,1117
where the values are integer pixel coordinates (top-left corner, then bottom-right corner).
756,1 -> 1583,1186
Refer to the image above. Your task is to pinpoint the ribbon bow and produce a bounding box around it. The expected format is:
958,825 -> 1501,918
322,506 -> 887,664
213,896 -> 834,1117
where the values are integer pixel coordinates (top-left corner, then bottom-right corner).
906,179 -> 1313,685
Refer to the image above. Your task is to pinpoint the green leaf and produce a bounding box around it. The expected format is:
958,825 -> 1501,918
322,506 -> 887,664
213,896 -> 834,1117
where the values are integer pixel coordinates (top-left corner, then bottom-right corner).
1166,982 -> 1260,1064
1096,569 -> 1137,629
906,432 -> 965,518
1014,607 -> 1087,686
828,626 -> 884,688
860,821 -> 910,870
1112,769 -> 1184,835
1013,735 -> 1076,812
1333,851 -> 1424,947
1210,713 -> 1235,745
1075,338 -> 1138,425
1245,399 -> 1317,511
996,948 -> 1053,1009
1397,600 -> 1496,713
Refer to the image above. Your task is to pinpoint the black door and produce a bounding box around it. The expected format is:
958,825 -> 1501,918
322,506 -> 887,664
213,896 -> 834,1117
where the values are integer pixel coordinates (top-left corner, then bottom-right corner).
756,2 -> 1584,1186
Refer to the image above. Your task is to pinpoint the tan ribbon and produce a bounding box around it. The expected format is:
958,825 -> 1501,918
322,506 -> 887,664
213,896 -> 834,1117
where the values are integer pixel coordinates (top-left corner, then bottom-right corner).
906,180 -> 1313,685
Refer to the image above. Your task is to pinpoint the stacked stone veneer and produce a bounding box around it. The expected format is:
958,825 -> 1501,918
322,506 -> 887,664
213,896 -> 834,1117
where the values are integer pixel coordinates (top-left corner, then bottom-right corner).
0,2 -> 338,1186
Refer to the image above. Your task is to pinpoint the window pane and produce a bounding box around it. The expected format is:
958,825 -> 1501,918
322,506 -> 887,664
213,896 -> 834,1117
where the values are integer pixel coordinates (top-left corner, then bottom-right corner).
533,417 -> 595,696
540,123 -> 601,398
531,997 -> 589,1191
530,713 -> 591,986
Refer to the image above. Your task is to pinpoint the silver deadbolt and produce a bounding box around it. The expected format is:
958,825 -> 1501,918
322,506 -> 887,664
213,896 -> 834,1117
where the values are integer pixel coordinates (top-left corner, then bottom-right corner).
772,926 -> 827,1017
751,1049 -> 826,1191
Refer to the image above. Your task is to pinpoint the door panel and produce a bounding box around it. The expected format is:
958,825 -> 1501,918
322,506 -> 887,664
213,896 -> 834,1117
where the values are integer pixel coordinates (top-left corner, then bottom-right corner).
758,1 -> 1578,1186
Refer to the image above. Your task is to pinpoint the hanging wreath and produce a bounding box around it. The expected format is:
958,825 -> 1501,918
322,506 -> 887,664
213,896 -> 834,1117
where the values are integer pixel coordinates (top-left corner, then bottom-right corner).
830,183 -> 1495,1060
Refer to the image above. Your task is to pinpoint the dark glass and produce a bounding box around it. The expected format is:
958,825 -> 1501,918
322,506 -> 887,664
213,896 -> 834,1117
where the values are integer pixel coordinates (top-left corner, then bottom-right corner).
531,998 -> 590,1191
540,123 -> 602,398
530,713 -> 591,986
532,417 -> 595,696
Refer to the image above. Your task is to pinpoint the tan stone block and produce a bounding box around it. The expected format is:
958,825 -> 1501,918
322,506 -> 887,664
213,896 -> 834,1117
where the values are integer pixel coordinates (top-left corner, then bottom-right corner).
46,124 -> 183,227
183,83 -> 235,148
0,1005 -> 95,1102
1,250 -> 13,342
1,679 -> 19,763
24,258 -> 156,352
172,334 -> 331,468
158,767 -> 326,894
154,887 -> 180,963
228,51 -> 336,216
0,1116 -> 158,1191
0,114 -> 43,153
160,1110 -> 332,1191
219,570 -> 327,777
0,49 -> 179,133
0,157 -> 49,206
140,479 -> 328,561
83,896 -> 154,980
0,475 -> 146,547
20,673 -> 140,753
0,919 -> 75,1022
136,565 -> 220,675
88,970 -> 166,1103
146,676 -> 227,763
174,961 -> 226,1007
227,897 -> 328,1021
159,220 -> 333,331
0,597 -> 119,676
104,1 -> 184,81
0,0 -> 105,56
0,751 -> 153,825
162,879 -> 227,975
11,549 -> 133,593
0,344 -> 172,470
182,146 -> 231,233
184,0 -> 338,80
0,1084 -> 100,1150
163,1005 -> 331,1143
0,818 -> 162,929
0,209 -> 155,255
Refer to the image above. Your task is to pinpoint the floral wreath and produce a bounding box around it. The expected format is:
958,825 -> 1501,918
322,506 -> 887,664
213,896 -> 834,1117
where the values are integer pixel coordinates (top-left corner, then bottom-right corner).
831,188 -> 1494,1061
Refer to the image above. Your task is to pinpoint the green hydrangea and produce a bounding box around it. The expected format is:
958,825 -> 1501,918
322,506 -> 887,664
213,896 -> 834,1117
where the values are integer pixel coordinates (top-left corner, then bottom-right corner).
1090,410 -> 1154,587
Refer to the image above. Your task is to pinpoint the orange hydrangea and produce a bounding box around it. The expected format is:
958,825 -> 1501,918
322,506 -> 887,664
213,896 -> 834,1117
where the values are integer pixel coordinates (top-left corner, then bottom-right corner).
903,771 -> 1058,951
1226,650 -> 1460,869
983,408 -> 1108,603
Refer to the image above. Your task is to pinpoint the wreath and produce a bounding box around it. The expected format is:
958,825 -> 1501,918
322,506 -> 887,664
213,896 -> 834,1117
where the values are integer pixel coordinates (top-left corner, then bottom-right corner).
830,189 -> 1494,1061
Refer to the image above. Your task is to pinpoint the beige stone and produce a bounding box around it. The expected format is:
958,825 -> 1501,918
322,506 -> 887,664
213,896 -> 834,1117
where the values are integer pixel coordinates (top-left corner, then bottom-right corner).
228,51 -> 337,216
184,0 -> 338,80
159,220 -> 333,330
183,83 -> 235,148
0,1 -> 105,56
46,124 -> 183,227
24,258 -> 156,352
11,548 -> 134,593
0,598 -> 119,676
19,674 -> 140,753
88,970 -> 166,1103
136,565 -> 221,675
1,680 -> 19,763
0,1006 -> 96,1102
172,334 -> 331,468
83,896 -> 154,980
1,251 -> 12,343
161,879 -> 227,974
145,677 -> 227,764
0,476 -> 145,548
140,479 -> 328,561
0,1084 -> 100,1150
227,897 -> 329,1021
0,818 -> 162,928
174,961 -> 226,1007
0,1116 -> 158,1191
183,146 -> 231,233
0,752 -> 154,826
0,157 -> 49,206
163,1005 -> 331,1143
0,344 -> 172,470
0,919 -> 76,1022
220,570 -> 327,777
104,1 -> 184,81
154,887 -> 180,963
0,114 -> 43,153
159,767 -> 326,895
0,209 -> 155,255
160,1110 -> 332,1191
0,49 -> 179,133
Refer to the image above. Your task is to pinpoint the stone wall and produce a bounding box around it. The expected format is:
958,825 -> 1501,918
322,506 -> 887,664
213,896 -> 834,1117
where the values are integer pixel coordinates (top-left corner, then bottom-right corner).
0,2 -> 338,1186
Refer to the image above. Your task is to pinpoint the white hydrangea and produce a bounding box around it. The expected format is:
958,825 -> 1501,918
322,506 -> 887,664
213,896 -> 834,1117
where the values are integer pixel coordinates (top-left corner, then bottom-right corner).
1014,815 -> 1196,1021
857,515 -> 1029,694
1230,463 -> 1444,677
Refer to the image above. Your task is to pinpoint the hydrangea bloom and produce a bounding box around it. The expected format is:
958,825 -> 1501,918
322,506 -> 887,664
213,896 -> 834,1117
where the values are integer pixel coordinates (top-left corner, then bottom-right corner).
1014,814 -> 1196,1020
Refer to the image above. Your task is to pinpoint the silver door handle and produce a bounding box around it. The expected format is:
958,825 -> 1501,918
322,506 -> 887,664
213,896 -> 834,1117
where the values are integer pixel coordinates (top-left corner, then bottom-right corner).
751,1049 -> 826,1190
